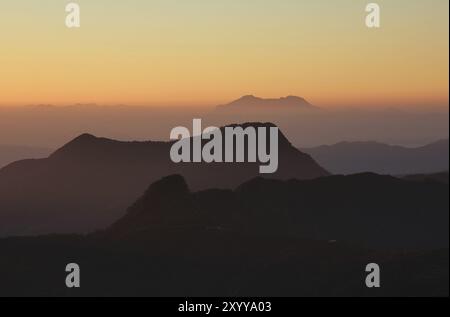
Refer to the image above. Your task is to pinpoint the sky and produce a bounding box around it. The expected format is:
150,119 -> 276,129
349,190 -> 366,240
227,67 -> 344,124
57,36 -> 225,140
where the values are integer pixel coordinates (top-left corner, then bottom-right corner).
0,0 -> 448,108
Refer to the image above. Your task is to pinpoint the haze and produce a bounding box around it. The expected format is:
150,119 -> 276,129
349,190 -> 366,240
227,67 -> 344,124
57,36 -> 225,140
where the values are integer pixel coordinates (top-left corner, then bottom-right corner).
0,104 -> 448,148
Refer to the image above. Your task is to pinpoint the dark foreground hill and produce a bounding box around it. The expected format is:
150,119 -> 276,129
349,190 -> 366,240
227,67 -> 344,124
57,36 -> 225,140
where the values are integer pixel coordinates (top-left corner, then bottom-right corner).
109,173 -> 449,251
0,233 -> 447,297
0,174 -> 447,297
0,123 -> 328,237
303,139 -> 449,175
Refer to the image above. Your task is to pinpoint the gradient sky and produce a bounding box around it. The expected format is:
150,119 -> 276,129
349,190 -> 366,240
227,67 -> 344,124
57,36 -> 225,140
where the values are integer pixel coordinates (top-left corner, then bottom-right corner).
0,0 -> 448,107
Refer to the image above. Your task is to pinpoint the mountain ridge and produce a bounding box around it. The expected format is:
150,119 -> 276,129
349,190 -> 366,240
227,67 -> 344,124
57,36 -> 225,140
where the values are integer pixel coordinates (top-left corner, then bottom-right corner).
0,122 -> 328,236
107,173 -> 449,251
217,95 -> 318,111
303,139 -> 449,175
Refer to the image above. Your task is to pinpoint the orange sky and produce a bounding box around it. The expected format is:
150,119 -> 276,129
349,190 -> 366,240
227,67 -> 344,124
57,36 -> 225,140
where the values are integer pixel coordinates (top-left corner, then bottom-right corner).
0,0 -> 448,108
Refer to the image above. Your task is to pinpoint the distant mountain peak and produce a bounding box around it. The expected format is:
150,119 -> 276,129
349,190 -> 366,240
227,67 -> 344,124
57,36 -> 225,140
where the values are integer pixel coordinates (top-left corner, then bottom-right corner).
72,133 -> 98,142
50,133 -> 113,159
217,95 -> 317,110
284,95 -> 309,102
58,133 -> 99,147
239,95 -> 259,100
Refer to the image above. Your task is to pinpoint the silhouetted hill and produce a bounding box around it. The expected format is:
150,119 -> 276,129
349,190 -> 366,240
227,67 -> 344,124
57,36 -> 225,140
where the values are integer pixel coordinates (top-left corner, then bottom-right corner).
0,173 -> 447,297
216,95 -> 318,112
111,175 -> 195,230
0,145 -> 52,169
109,174 -> 449,251
0,123 -> 328,236
303,139 -> 449,175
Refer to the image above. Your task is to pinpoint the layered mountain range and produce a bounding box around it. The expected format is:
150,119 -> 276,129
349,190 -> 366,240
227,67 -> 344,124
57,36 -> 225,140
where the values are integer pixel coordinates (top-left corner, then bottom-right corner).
303,140 -> 449,175
0,123 -> 328,236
